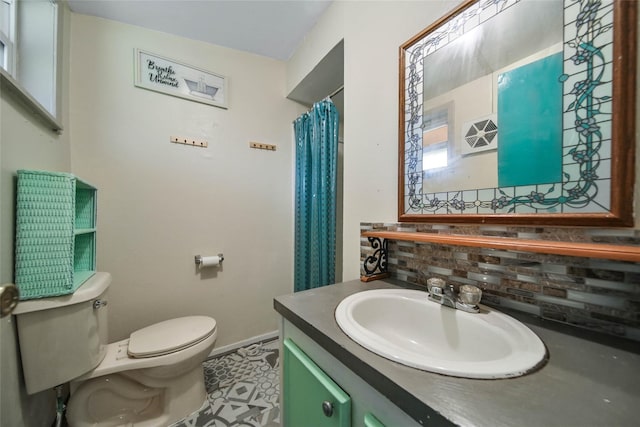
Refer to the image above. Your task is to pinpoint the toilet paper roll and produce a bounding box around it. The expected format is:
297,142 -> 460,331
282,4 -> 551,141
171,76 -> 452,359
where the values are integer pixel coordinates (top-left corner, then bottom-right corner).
200,255 -> 222,267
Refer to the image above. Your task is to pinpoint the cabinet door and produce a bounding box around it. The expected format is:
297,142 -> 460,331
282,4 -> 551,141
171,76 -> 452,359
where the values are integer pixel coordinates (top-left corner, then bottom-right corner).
283,338 -> 351,427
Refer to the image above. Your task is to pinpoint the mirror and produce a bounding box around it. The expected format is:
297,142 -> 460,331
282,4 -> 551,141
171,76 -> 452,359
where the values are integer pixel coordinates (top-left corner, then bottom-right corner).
399,0 -> 636,226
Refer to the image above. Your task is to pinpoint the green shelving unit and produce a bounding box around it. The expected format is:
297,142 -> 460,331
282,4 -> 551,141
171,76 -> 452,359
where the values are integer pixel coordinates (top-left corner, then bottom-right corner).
15,170 -> 97,300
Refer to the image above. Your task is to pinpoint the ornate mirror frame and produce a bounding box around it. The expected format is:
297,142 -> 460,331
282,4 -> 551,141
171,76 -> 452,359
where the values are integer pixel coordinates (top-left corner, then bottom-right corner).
398,0 -> 637,226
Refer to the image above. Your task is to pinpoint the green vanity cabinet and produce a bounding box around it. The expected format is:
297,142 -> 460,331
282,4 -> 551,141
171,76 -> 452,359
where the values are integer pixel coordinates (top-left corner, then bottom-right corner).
364,413 -> 386,427
283,338 -> 351,427
281,319 -> 420,427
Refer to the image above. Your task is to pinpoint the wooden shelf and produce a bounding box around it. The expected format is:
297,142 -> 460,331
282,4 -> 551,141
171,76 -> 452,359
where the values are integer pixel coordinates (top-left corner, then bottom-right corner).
362,231 -> 640,263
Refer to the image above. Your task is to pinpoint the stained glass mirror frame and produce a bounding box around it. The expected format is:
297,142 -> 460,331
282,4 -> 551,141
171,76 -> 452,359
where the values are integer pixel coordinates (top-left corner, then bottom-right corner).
398,0 -> 636,226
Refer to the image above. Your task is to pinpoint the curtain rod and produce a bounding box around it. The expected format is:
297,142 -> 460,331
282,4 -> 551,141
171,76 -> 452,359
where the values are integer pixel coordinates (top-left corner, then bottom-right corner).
292,86 -> 345,124
328,85 -> 344,99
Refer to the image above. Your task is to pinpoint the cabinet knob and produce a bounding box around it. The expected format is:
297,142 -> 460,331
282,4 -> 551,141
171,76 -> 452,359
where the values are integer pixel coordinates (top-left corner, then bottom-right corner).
0,284 -> 19,317
321,400 -> 334,417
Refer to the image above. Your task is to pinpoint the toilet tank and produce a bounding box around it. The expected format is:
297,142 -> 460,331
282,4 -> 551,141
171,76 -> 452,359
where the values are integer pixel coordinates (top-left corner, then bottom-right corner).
13,272 -> 111,394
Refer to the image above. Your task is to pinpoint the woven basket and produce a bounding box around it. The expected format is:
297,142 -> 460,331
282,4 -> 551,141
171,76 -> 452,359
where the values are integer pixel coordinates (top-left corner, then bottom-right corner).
15,170 -> 96,299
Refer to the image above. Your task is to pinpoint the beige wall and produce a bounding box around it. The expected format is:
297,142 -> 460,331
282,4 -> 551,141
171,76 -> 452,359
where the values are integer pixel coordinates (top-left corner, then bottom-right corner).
289,0 -> 640,281
0,93 -> 64,427
288,0 -> 458,281
0,4 -> 72,426
69,14 -> 306,345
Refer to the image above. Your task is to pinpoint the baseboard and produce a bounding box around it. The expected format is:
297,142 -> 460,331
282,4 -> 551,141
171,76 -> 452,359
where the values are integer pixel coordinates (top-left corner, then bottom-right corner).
207,330 -> 279,358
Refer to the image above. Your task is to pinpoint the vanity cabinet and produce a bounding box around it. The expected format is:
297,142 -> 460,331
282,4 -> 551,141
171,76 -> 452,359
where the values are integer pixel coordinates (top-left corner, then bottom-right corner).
276,280 -> 640,427
283,338 -> 351,426
281,319 -> 414,427
15,170 -> 97,299
363,413 -> 386,427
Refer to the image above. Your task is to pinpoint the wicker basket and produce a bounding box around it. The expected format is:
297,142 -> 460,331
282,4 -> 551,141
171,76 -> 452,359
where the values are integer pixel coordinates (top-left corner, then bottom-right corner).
15,170 -> 97,299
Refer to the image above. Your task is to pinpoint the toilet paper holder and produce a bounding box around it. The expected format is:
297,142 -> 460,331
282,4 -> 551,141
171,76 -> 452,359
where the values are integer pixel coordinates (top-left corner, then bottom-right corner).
194,254 -> 224,266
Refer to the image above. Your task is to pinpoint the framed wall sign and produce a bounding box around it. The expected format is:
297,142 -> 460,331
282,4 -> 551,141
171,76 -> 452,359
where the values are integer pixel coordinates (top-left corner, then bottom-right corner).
134,49 -> 228,109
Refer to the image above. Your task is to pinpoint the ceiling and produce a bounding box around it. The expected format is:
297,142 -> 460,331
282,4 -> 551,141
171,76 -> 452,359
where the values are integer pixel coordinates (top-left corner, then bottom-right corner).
67,0 -> 344,115
67,0 -> 333,61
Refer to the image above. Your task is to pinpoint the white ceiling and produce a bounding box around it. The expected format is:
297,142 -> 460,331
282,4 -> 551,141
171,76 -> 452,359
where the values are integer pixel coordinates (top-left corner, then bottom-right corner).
67,0 -> 332,61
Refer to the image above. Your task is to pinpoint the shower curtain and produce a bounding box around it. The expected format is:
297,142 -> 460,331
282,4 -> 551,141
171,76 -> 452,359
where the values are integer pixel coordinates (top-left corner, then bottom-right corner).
294,99 -> 339,292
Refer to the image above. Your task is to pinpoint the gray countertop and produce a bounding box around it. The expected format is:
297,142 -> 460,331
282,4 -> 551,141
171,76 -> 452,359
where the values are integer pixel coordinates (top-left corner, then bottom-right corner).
274,279 -> 640,427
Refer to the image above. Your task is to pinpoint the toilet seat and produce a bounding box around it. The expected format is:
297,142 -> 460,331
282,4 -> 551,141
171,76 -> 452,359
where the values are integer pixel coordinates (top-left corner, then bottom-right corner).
75,315 -> 218,382
128,316 -> 217,358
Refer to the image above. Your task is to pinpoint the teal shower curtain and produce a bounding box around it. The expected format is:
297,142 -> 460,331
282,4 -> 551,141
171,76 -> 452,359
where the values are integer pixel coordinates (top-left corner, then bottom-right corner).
294,99 -> 339,292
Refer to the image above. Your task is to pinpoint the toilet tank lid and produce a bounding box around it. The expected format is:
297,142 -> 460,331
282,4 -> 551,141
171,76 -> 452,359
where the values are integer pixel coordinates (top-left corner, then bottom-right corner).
128,315 -> 217,358
13,272 -> 112,315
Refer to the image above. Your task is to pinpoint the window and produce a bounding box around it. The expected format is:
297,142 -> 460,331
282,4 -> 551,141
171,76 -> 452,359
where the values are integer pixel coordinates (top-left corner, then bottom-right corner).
0,0 -> 60,123
0,0 -> 15,73
422,125 -> 449,170
17,0 -> 59,116
422,105 -> 452,172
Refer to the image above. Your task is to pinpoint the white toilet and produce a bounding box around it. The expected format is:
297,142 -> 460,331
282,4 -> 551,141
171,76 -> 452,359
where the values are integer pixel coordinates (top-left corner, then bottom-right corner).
13,272 -> 217,426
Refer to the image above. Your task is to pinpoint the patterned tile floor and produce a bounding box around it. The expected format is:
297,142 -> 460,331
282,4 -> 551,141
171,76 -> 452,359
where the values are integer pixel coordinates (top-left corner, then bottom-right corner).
170,340 -> 280,427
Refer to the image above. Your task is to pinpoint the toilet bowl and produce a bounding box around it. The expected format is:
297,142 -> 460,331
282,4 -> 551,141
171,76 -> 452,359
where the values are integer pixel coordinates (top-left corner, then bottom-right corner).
66,315 -> 217,426
13,273 -> 217,427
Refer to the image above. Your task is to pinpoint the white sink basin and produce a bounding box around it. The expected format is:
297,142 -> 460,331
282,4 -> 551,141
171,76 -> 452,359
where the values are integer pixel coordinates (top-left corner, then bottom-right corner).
335,289 -> 547,379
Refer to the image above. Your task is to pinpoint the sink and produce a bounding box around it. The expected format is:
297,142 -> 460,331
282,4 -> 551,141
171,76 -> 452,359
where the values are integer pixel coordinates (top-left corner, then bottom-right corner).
335,288 -> 547,379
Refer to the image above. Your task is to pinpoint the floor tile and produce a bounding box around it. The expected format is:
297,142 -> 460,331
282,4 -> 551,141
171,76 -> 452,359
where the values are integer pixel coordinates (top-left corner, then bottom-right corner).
171,339 -> 280,427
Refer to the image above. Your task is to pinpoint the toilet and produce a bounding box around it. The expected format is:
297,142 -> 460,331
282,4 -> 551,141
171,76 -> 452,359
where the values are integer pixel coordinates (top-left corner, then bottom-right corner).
13,272 -> 217,426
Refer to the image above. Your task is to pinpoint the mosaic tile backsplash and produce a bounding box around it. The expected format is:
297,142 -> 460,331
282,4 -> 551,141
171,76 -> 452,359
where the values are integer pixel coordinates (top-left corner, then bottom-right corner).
360,223 -> 640,342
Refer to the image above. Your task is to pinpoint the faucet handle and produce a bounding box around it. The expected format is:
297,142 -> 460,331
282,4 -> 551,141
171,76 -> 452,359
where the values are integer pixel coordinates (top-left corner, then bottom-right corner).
459,285 -> 482,306
430,286 -> 443,296
427,277 -> 446,294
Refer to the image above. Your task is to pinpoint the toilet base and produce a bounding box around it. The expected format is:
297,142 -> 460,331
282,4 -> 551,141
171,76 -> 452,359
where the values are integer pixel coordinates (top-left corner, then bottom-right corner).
66,364 -> 207,427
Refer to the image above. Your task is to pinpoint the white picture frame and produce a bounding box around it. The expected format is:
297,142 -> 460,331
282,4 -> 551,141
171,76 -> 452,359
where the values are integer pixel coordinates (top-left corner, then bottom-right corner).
134,49 -> 228,109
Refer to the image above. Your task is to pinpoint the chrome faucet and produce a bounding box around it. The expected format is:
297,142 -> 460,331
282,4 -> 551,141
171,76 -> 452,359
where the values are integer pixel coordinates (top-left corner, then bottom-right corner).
429,283 -> 457,309
427,278 -> 482,313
